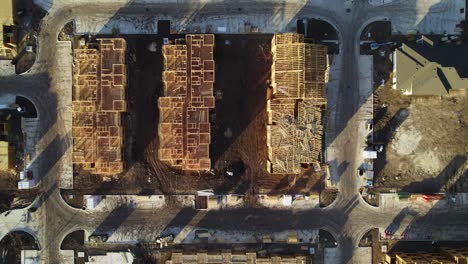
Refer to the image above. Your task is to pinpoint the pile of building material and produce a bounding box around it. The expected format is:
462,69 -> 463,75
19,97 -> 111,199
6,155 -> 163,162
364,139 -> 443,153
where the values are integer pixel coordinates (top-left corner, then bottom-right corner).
267,33 -> 328,174
158,34 -> 215,171
72,38 -> 127,175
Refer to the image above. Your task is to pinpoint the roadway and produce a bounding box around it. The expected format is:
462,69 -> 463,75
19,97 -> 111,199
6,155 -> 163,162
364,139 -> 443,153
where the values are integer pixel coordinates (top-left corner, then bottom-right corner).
0,0 -> 467,263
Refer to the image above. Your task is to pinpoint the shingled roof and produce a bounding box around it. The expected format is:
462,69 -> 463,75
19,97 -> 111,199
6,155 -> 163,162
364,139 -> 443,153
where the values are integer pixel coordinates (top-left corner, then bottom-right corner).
393,38 -> 468,95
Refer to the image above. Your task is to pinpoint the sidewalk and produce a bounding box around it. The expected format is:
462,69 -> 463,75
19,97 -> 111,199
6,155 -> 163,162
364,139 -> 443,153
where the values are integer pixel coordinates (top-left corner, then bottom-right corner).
379,193 -> 468,213
257,195 -> 320,209
52,41 -> 73,189
325,54 -> 343,187
84,195 -> 194,211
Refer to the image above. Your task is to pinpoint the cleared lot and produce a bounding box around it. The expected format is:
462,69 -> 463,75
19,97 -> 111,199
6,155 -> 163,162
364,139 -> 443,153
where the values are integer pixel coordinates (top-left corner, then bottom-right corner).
373,85 -> 467,193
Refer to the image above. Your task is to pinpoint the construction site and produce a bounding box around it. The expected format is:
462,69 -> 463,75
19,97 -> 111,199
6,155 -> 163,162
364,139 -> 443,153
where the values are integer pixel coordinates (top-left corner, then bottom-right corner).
267,34 -> 327,174
0,0 -> 16,59
70,33 -> 329,196
370,33 -> 468,193
381,241 -> 468,264
158,34 -> 215,171
372,83 -> 467,193
72,38 -> 127,175
165,252 -> 311,264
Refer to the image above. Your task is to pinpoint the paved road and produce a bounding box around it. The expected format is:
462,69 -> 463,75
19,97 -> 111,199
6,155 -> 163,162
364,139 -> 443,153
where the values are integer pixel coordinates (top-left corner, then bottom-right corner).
0,0 -> 467,263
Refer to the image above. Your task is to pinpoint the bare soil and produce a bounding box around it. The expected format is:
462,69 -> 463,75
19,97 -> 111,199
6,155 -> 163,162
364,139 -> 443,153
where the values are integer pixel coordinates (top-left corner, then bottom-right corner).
72,34 -> 325,196
319,188 -> 338,207
373,84 -> 467,193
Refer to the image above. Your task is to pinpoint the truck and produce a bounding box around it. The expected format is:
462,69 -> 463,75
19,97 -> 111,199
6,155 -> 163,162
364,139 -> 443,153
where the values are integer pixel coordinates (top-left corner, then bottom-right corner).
19,170 -> 33,180
86,195 -> 102,209
18,179 -> 37,189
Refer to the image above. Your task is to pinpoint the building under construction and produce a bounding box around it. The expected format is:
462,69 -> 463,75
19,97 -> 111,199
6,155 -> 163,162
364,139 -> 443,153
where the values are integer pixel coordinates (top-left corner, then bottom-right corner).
166,252 -> 310,264
385,247 -> 468,264
72,38 -> 127,175
0,0 -> 16,59
267,34 -> 328,174
158,34 -> 215,171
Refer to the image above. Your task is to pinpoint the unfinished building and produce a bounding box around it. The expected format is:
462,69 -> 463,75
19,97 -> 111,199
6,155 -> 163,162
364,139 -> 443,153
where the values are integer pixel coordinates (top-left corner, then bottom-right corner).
267,33 -> 328,174
159,34 -> 215,171
0,0 -> 16,59
385,247 -> 468,264
72,38 -> 127,175
166,252 -> 310,264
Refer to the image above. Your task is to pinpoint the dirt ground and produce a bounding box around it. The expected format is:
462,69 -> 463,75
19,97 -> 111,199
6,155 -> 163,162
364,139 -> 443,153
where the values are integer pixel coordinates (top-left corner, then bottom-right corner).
373,85 -> 467,193
72,34 -> 325,196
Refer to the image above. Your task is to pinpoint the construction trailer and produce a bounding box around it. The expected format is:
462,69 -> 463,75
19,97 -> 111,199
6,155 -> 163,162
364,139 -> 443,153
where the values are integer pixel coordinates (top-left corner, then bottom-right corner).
158,34 -> 215,171
267,33 -> 328,174
166,252 -> 310,264
72,38 -> 127,175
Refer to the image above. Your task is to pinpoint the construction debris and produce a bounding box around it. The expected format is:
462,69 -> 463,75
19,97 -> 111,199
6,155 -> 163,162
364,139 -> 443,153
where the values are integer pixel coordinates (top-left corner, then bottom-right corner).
72,38 -> 127,175
267,34 -> 328,174
158,34 -> 215,171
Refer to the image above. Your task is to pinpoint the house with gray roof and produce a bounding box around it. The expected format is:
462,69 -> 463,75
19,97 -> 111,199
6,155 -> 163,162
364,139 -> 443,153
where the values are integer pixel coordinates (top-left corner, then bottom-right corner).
392,36 -> 468,95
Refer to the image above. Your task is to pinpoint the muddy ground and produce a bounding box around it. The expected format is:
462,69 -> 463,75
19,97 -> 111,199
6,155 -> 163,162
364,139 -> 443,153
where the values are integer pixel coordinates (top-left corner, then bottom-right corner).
373,85 -> 467,193
72,34 -> 325,196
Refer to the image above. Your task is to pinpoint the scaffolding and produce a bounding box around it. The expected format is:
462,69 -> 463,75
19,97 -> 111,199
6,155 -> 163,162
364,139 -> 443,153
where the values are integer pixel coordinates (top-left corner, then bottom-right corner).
72,38 -> 127,175
267,34 -> 328,174
159,34 -> 215,171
